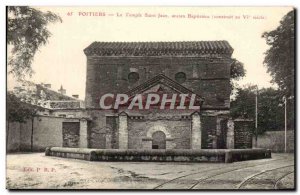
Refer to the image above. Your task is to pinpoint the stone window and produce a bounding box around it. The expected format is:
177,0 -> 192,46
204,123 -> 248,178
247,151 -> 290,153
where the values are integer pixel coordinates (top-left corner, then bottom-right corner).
175,72 -> 186,83
128,72 -> 139,83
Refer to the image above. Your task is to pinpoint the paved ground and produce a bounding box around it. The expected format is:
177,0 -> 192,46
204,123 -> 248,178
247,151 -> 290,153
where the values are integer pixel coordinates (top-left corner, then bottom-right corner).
6,153 -> 295,190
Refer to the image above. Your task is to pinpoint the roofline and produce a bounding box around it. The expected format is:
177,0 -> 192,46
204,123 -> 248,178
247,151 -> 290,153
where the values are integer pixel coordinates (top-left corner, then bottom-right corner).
84,40 -> 234,56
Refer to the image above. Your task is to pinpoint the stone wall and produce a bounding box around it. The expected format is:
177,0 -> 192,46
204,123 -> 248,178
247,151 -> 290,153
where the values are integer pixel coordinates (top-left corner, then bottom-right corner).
42,109 -> 116,150
121,108 -> 198,149
85,56 -> 231,109
201,116 -> 217,149
86,109 -> 115,149
7,109 -> 233,151
49,109 -> 87,118
128,118 -> 191,149
7,122 -> 23,152
7,116 -> 84,152
32,116 -> 83,151
255,130 -> 294,153
47,147 -> 272,163
62,122 -> 80,147
234,120 -> 254,149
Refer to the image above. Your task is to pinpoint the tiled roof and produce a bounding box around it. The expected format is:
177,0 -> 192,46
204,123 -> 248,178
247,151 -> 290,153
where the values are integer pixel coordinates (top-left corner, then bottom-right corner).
36,84 -> 76,101
84,41 -> 233,56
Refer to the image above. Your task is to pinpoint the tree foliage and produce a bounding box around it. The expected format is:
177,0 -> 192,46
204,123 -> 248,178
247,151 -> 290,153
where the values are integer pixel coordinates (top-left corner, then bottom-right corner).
6,91 -> 42,123
230,59 -> 246,92
230,60 -> 246,80
7,6 -> 61,78
262,10 -> 295,99
231,85 -> 256,120
230,85 -> 288,134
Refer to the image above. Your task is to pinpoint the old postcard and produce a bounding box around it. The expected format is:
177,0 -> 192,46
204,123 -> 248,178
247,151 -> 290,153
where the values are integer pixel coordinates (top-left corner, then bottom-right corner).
6,6 -> 295,190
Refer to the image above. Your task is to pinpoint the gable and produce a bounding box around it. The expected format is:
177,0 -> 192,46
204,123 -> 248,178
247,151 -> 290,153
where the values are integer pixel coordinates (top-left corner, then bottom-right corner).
143,84 -> 175,95
125,74 -> 204,102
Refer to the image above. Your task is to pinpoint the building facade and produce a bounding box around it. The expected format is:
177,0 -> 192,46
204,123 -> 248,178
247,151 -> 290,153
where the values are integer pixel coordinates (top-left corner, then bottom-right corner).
79,41 -> 235,150
8,41 -> 245,152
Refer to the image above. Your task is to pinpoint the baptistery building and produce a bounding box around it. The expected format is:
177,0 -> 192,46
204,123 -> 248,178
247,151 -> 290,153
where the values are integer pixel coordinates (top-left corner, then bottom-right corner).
7,41 -> 255,153
81,41 -> 236,150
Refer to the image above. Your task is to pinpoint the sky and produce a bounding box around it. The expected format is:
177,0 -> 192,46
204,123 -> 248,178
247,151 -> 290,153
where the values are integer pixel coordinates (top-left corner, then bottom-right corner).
7,6 -> 293,99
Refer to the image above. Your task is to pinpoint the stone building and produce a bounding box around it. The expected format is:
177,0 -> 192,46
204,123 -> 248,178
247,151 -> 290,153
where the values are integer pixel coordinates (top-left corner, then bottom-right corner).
80,41 -> 236,150
8,41 -> 246,152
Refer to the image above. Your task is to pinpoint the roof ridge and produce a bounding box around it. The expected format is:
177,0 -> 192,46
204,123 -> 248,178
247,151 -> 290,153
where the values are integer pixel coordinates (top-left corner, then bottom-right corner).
84,40 -> 234,56
36,84 -> 78,100
92,40 -> 228,43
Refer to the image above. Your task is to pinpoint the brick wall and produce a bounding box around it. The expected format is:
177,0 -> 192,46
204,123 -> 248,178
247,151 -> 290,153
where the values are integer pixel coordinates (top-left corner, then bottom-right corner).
85,56 -> 231,109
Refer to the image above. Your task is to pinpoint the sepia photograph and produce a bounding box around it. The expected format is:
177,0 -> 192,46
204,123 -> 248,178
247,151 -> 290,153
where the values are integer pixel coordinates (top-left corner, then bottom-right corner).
6,6 -> 295,190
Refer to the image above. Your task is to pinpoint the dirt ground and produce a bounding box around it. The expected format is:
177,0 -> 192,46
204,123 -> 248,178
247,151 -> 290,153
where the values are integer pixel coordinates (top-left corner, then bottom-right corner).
6,152 -> 294,190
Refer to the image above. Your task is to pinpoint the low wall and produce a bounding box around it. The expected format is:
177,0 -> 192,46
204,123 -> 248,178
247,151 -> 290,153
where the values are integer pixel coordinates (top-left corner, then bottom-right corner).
45,147 -> 96,161
255,130 -> 294,153
7,120 -> 32,152
46,147 -> 271,163
6,116 -> 81,152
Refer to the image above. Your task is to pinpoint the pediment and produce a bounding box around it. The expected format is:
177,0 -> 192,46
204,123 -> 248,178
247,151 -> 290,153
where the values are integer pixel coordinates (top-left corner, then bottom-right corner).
142,84 -> 177,95
125,74 -> 204,102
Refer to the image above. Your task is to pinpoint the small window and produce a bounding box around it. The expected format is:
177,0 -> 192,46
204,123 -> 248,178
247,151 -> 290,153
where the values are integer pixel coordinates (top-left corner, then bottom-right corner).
175,72 -> 186,83
128,72 -> 139,83
152,145 -> 159,149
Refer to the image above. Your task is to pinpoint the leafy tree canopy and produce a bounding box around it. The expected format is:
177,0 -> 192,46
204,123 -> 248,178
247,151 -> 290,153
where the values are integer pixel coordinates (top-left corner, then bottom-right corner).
7,6 -> 61,78
7,91 -> 43,123
230,60 -> 246,80
262,10 -> 295,99
230,85 -> 290,134
230,59 -> 246,92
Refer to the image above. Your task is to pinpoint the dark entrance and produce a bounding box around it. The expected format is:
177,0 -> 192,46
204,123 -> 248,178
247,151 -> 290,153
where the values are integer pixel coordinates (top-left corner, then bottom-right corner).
62,122 -> 80,147
106,116 -> 118,149
217,119 -> 228,149
152,131 -> 166,149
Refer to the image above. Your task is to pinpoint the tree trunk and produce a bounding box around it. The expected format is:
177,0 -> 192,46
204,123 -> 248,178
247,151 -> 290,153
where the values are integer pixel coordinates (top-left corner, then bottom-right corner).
31,117 -> 34,152
6,121 -> 9,152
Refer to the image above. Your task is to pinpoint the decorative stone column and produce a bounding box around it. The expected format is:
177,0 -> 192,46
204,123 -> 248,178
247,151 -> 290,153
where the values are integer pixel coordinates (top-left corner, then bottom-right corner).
118,112 -> 128,149
226,119 -> 235,149
191,112 -> 202,149
79,119 -> 88,148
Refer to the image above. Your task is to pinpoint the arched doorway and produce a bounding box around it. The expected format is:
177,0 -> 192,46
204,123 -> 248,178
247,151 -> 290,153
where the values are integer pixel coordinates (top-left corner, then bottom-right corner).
152,131 -> 166,149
